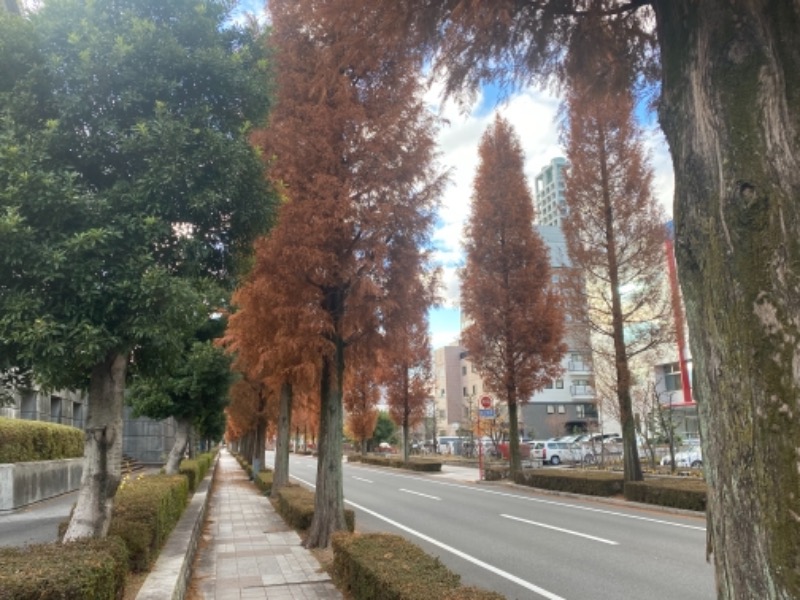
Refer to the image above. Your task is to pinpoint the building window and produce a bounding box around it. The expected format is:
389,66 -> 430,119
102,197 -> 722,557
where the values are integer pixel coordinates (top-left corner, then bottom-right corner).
547,405 -> 555,414
558,405 -> 565,414
663,362 -> 682,391
462,366 -> 467,376
545,380 -> 554,389
440,388 -> 445,397
463,387 -> 468,397
472,385 -> 477,395
556,379 -> 564,389
576,405 -> 585,418
439,410 -> 446,420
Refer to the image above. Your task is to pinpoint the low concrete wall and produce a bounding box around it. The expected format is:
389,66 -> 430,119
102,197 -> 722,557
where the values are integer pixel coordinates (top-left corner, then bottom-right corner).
0,459 -> 83,511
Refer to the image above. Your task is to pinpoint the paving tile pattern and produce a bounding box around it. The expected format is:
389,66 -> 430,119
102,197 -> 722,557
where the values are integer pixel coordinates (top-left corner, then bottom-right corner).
190,452 -> 342,600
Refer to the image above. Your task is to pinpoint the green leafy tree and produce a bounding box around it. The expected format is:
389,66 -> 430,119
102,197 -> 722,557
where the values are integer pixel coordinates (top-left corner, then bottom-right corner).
0,1 -> 274,540
128,320 -> 233,474
372,411 -> 398,448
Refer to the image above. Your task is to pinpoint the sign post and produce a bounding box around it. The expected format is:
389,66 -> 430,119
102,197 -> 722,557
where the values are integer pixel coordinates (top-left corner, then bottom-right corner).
476,395 -> 494,480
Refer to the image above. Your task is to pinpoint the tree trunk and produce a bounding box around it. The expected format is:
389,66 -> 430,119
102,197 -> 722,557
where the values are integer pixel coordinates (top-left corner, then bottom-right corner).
63,351 -> 126,541
271,381 -> 293,495
654,2 -> 800,597
305,343 -> 347,549
402,366 -> 410,463
508,397 -> 521,477
164,417 -> 191,475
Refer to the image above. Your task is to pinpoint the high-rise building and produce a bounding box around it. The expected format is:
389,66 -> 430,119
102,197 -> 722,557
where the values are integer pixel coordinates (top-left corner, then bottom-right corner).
533,157 -> 568,227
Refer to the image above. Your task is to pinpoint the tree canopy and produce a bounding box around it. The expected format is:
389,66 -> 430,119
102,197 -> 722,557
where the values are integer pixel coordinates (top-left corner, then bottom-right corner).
0,0 -> 276,539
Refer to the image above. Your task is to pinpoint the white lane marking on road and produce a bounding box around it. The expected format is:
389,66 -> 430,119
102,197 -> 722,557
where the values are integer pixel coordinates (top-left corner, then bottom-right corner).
399,488 -> 440,501
501,514 -> 618,545
352,476 -> 373,484
290,474 -> 565,600
345,464 -> 706,532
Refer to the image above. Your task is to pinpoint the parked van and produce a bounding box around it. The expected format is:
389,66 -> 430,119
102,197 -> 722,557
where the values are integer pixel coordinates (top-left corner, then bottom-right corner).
531,440 -> 595,465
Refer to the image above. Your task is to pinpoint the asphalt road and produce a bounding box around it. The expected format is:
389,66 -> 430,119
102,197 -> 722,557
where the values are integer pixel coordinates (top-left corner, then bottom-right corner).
0,490 -> 76,548
280,453 -> 715,600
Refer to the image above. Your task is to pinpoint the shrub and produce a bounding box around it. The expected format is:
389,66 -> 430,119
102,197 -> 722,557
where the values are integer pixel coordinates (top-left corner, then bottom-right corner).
108,474 -> 189,571
0,417 -> 83,463
274,484 -> 354,532
0,537 -> 127,600
356,454 -> 443,472
255,470 -> 273,495
625,477 -> 707,511
333,533 -> 502,600
514,468 -> 624,496
179,459 -> 202,492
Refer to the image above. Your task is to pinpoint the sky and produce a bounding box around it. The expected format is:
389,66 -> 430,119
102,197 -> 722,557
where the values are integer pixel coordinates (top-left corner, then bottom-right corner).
424,83 -> 675,350
229,1 -> 676,352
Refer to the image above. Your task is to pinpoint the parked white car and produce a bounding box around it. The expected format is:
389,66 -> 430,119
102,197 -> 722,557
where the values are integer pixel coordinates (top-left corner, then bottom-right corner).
531,440 -> 596,465
660,445 -> 703,467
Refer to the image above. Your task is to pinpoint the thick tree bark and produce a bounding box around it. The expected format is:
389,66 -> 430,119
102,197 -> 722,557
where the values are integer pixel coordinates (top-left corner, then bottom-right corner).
305,343 -> 347,549
63,351 -> 126,541
164,417 -> 191,475
271,381 -> 293,495
654,2 -> 800,597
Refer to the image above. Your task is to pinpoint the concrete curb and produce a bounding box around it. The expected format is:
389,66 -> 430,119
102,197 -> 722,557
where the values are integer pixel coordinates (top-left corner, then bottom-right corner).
135,457 -> 218,600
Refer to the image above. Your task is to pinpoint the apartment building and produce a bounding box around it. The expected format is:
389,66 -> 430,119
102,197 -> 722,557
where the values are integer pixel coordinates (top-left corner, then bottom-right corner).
533,157 -> 568,227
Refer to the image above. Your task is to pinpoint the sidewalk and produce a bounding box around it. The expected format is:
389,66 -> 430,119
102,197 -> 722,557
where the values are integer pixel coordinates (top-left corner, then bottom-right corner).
188,450 -> 342,600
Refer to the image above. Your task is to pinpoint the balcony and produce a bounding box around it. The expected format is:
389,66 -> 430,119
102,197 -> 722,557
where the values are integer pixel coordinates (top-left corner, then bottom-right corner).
567,360 -> 592,374
570,384 -> 595,398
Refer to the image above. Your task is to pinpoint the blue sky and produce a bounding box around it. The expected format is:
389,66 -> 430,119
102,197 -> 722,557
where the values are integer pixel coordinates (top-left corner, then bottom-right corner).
228,1 -> 675,351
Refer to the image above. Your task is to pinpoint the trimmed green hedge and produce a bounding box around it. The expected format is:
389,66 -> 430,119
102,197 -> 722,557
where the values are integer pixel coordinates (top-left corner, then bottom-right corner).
514,468 -> 624,496
178,452 -> 214,492
348,454 -> 442,472
274,484 -> 355,532
0,416 -> 84,463
108,474 -> 189,572
0,537 -> 128,600
332,533 -> 503,600
625,477 -> 707,511
254,470 -> 274,495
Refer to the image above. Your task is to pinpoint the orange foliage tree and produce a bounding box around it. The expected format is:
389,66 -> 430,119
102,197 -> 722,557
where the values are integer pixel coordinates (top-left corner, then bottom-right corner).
253,0 -> 443,548
381,238 -> 436,462
461,116 -> 565,477
343,356 -> 380,455
560,25 -> 669,483
222,229 -> 321,494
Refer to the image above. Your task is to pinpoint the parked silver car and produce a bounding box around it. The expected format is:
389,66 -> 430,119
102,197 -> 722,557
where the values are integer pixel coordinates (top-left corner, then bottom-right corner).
660,445 -> 703,467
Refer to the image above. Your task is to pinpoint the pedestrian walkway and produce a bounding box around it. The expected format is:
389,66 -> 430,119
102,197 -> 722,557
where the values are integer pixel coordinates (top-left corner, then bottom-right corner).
189,450 -> 342,600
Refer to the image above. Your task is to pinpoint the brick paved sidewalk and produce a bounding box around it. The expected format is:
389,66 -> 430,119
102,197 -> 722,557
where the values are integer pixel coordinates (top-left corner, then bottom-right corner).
189,450 -> 342,600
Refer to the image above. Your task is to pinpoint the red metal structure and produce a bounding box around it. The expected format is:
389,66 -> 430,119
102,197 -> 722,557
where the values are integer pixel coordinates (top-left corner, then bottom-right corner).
664,235 -> 693,404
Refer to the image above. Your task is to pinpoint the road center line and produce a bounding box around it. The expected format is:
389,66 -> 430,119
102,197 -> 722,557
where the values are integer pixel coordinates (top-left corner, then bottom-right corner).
290,474 -> 565,600
501,514 -> 618,545
352,476 -> 373,484
399,488 -> 440,501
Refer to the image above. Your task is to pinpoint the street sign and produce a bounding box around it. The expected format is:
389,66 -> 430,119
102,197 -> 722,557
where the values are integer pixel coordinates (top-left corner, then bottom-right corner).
479,395 -> 492,409
479,409 -> 495,418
